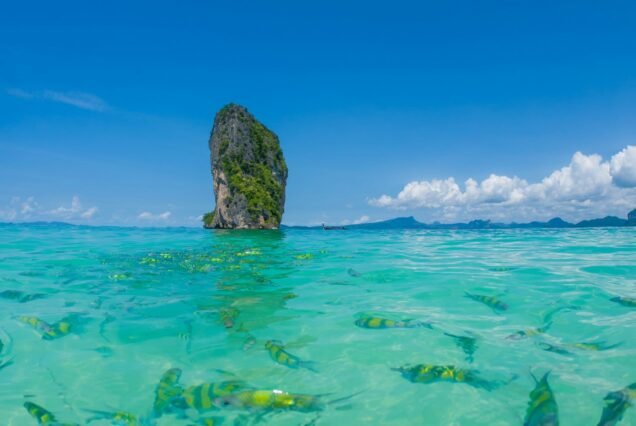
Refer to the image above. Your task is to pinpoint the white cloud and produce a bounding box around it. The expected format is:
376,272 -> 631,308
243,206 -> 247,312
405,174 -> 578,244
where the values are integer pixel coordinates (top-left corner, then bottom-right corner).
81,206 -> 99,219
7,88 -> 108,111
7,88 -> 34,99
49,196 -> 99,220
42,90 -> 108,111
610,146 -> 636,188
370,146 -> 636,222
0,196 -> 98,222
138,211 -> 172,221
341,215 -> 371,225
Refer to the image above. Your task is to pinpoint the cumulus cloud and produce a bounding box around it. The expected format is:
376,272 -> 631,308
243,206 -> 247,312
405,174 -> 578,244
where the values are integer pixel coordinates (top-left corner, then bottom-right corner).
341,215 -> 371,225
0,196 -> 98,222
49,196 -> 99,220
7,88 -> 108,111
370,146 -> 636,222
138,211 -> 172,221
610,146 -> 636,188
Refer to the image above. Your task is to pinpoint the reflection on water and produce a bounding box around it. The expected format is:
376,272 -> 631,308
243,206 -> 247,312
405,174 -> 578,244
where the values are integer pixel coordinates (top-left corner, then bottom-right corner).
0,224 -> 635,425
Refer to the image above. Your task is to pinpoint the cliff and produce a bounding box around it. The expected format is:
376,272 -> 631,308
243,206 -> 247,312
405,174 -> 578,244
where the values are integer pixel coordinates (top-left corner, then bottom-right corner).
204,104 -> 287,229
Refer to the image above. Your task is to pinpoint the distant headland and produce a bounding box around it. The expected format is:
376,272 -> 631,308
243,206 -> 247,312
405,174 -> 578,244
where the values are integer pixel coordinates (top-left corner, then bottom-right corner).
288,208 -> 636,230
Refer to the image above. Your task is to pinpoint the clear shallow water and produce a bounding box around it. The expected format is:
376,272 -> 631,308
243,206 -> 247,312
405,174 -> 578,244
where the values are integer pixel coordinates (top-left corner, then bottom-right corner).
1,224 -> 635,425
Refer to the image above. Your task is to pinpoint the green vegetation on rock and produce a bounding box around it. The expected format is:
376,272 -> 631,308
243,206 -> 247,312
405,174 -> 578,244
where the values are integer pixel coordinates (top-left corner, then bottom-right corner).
206,104 -> 288,229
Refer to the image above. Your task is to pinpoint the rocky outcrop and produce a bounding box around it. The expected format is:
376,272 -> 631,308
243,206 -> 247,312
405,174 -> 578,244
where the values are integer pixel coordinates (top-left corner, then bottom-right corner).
204,104 -> 287,229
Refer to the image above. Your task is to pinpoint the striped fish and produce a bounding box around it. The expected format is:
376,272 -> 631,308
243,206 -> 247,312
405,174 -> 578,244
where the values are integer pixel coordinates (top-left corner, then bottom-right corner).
152,368 -> 184,417
610,296 -> 636,308
265,340 -> 318,372
465,292 -> 508,312
507,324 -> 550,340
85,410 -> 141,426
355,316 -> 432,330
524,372 -> 559,426
393,364 -> 499,391
597,382 -> 636,426
17,316 -> 74,340
569,341 -> 621,351
178,380 -> 249,412
23,402 -> 79,426
213,389 -> 325,412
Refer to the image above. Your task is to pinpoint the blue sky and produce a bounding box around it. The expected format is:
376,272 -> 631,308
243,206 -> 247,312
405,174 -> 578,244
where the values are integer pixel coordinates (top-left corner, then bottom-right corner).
1,1 -> 636,226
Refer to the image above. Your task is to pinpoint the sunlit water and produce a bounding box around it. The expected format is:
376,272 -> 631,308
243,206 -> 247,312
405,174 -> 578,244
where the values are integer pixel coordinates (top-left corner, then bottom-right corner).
1,224 -> 635,425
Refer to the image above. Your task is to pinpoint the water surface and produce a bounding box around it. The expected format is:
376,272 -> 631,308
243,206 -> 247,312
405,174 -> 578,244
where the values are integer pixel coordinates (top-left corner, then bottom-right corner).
1,224 -> 635,425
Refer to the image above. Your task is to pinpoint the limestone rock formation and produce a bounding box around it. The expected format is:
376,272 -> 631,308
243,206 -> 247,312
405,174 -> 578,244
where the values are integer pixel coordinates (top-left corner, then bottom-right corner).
204,104 -> 287,229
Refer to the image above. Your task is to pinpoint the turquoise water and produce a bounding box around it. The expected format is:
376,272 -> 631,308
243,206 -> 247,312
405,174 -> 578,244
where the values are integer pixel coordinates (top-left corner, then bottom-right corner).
1,224 -> 635,425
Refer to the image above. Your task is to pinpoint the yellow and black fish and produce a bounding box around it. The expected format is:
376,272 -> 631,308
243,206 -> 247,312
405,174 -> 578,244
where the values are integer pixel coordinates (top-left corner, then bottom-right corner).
152,367 -> 184,417
569,341 -> 621,352
213,389 -> 325,412
524,372 -> 559,426
355,316 -> 432,330
177,380 -> 249,412
24,402 -> 79,426
597,382 -> 636,426
507,324 -> 550,340
190,417 -> 225,426
17,316 -> 74,340
610,296 -> 636,308
86,409 -> 141,426
464,292 -> 508,312
265,340 -> 318,372
393,364 -> 499,391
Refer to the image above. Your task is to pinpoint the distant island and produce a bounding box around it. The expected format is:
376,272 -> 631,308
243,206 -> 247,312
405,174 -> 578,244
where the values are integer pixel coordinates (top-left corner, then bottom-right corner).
203,104 -> 288,230
287,208 -> 636,230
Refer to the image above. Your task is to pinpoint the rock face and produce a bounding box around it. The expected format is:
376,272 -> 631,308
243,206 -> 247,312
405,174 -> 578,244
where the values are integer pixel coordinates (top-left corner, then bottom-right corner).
204,104 -> 287,229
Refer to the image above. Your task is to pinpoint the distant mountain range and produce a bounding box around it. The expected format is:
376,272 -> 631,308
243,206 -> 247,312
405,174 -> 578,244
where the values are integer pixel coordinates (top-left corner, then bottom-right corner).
289,209 -> 636,230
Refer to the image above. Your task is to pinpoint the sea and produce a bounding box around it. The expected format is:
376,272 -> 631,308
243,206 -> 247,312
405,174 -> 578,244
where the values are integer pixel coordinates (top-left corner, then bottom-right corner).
1,223 -> 635,425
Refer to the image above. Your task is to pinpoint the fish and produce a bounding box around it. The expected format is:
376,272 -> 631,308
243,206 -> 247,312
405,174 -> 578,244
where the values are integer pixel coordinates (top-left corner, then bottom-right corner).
219,307 -> 239,329
177,381 -> 249,412
464,292 -> 508,312
610,296 -> 636,308
191,417 -> 225,426
17,316 -> 74,340
152,368 -> 184,417
347,269 -> 361,277
24,402 -> 80,426
507,324 -> 550,340
511,306 -> 575,340
569,341 -> 621,351
0,289 -> 46,303
213,389 -> 325,412
488,266 -> 517,272
443,332 -> 478,362
536,342 -> 573,356
597,382 -> 636,426
355,316 -> 432,330
85,409 -> 143,426
265,340 -> 318,372
392,364 -> 499,391
524,372 -> 559,426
